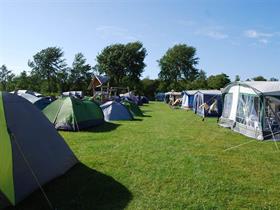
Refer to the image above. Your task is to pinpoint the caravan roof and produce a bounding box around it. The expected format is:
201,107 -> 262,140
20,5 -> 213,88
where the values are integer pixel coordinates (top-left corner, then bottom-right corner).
223,81 -> 280,96
182,90 -> 198,95
196,90 -> 222,95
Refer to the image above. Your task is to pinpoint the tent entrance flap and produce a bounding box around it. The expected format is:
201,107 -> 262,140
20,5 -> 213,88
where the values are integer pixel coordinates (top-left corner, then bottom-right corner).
0,92 -> 15,205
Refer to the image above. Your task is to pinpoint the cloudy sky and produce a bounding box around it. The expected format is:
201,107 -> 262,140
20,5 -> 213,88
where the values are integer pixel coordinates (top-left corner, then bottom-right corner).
0,0 -> 279,80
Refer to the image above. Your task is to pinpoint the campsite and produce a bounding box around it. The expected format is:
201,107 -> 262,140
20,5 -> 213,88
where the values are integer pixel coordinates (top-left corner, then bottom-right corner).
1,0 -> 280,209
1,101 -> 280,209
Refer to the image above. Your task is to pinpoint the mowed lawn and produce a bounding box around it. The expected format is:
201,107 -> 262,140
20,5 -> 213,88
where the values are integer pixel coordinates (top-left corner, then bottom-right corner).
9,102 -> 280,210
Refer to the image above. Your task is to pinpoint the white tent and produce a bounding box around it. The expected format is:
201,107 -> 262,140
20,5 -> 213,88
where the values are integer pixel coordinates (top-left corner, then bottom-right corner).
219,81 -> 280,140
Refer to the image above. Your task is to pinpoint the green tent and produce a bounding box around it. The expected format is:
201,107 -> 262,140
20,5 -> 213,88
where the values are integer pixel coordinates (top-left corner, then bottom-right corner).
43,97 -> 104,131
0,92 -> 77,207
121,100 -> 143,117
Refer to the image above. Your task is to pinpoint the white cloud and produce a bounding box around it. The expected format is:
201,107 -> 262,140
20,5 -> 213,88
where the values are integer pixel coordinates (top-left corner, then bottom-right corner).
206,31 -> 228,39
196,26 -> 228,40
244,29 -> 273,38
259,39 -> 269,44
96,26 -> 137,41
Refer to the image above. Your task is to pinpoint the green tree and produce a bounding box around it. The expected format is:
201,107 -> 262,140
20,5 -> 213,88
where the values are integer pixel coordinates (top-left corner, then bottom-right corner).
158,44 -> 199,90
96,41 -> 147,90
252,76 -> 267,81
0,65 -> 13,91
69,53 -> 92,92
13,71 -> 30,90
28,47 -> 67,93
270,77 -> 279,81
140,78 -> 160,100
235,75 -> 240,81
187,70 -> 208,90
57,68 -> 70,92
207,73 -> 231,89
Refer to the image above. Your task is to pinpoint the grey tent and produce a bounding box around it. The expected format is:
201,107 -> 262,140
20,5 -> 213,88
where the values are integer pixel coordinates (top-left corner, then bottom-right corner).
100,101 -> 133,121
16,93 -> 52,110
219,81 -> 280,140
11,90 -> 43,97
0,92 -> 77,207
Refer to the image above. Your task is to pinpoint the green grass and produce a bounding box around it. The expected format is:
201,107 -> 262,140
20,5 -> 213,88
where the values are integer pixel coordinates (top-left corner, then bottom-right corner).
9,102 -> 280,210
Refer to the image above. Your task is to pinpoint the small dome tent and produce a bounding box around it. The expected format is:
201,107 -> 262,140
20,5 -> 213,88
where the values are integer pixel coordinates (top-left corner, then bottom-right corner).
140,96 -> 149,104
0,92 -> 77,207
43,97 -> 104,131
121,100 -> 144,117
16,93 -> 52,110
219,81 -> 280,140
193,90 -> 223,117
100,101 -> 133,121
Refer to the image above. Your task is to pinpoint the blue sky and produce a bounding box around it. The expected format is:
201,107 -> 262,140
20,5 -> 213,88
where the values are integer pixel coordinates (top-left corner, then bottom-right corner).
0,0 -> 279,80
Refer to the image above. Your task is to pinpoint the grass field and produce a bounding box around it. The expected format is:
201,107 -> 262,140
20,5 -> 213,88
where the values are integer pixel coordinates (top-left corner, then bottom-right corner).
9,102 -> 280,210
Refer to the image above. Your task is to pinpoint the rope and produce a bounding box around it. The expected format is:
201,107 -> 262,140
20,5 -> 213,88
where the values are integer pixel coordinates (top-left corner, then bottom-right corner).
224,140 -> 255,152
10,132 -> 55,210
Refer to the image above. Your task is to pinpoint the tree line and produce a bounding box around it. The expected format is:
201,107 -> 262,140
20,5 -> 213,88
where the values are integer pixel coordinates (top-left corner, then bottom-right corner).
0,42 -> 278,99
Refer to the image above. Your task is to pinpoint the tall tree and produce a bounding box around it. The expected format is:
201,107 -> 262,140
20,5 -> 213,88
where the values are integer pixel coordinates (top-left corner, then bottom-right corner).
69,53 -> 92,92
158,44 -> 199,90
13,71 -> 30,90
96,41 -> 147,90
0,65 -> 13,91
187,70 -> 208,90
140,78 -> 160,100
28,47 -> 67,93
252,76 -> 267,81
270,77 -> 279,81
207,73 -> 231,89
235,75 -> 240,81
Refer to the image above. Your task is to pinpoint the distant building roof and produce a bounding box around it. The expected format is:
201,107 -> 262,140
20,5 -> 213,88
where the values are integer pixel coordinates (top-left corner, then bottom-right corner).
88,75 -> 109,89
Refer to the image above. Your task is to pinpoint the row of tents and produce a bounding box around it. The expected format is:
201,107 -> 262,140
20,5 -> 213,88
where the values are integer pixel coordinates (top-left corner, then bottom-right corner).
163,81 -> 280,141
0,90 -> 148,208
10,90 -> 147,131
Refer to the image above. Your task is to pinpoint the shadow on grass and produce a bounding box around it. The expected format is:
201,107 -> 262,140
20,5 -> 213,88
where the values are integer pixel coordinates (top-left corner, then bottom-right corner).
132,118 -> 143,121
142,114 -> 151,117
89,122 -> 121,133
7,163 -> 132,210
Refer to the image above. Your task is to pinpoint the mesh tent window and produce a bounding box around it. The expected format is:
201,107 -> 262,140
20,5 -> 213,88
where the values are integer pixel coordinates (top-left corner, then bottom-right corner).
236,93 -> 260,130
222,93 -> 233,118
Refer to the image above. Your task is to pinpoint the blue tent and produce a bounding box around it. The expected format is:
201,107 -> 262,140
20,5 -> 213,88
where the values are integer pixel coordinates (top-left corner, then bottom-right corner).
140,96 -> 149,104
100,101 -> 133,121
181,90 -> 197,109
155,92 -> 165,101
193,90 -> 223,117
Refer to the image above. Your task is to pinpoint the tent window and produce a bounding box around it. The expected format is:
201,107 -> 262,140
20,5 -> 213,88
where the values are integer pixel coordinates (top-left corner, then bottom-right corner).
236,94 -> 260,129
264,97 -> 280,134
222,93 -> 233,118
